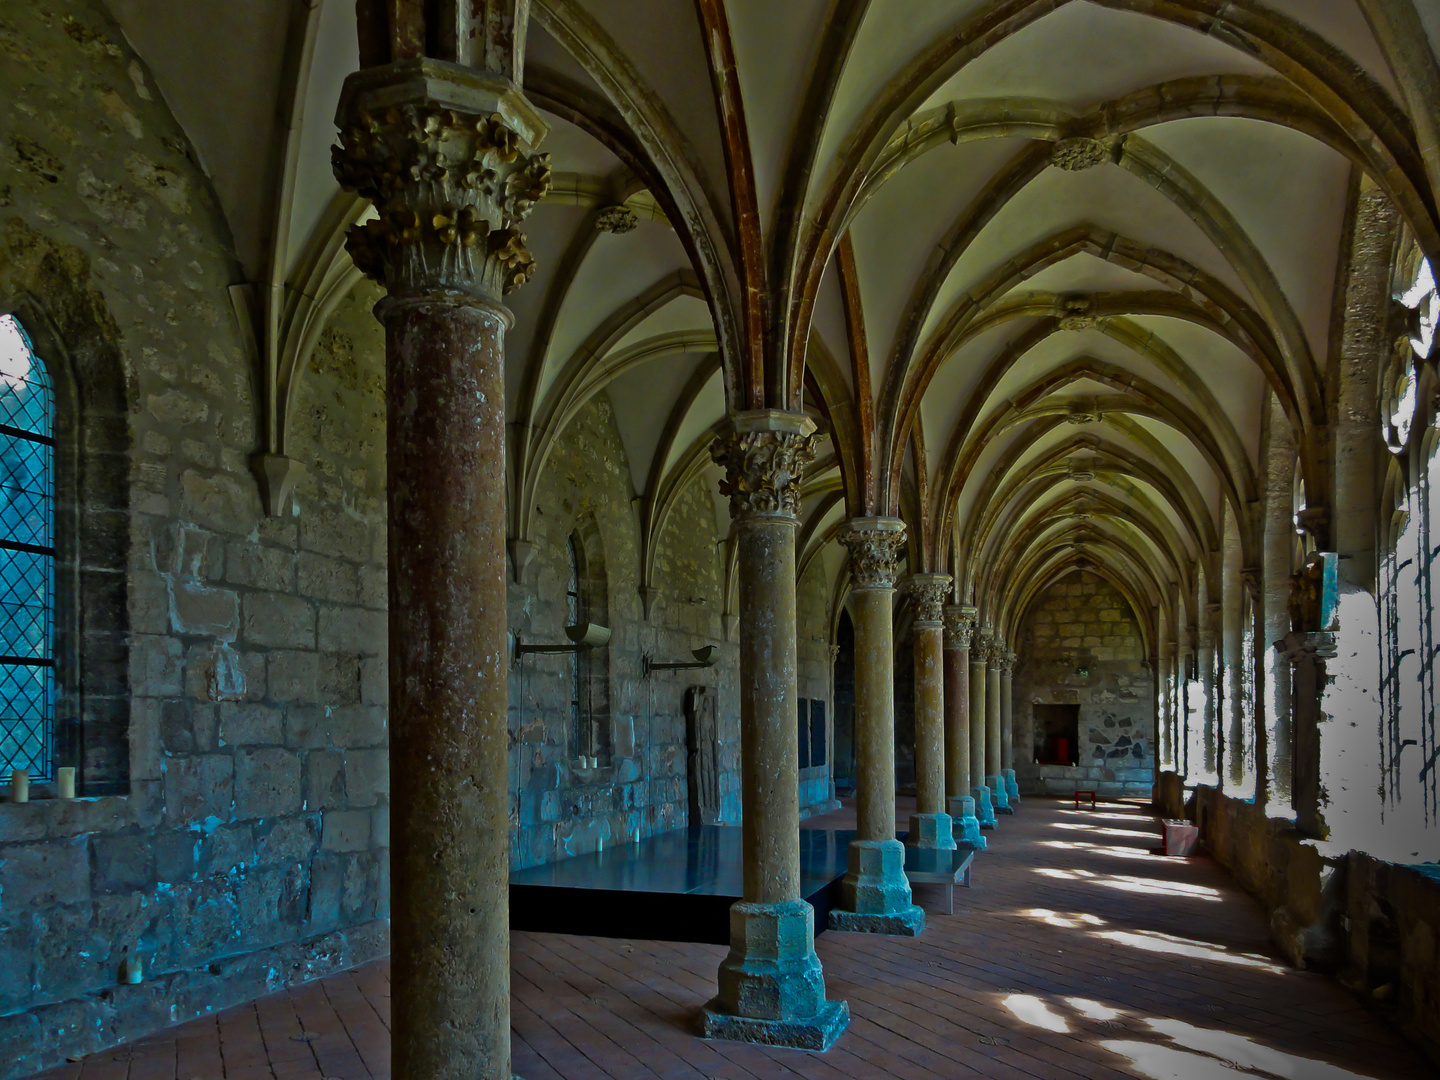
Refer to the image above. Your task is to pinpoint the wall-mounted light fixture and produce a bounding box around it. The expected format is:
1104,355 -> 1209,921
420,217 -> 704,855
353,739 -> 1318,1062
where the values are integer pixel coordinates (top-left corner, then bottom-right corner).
643,644 -> 719,678
514,622 -> 612,662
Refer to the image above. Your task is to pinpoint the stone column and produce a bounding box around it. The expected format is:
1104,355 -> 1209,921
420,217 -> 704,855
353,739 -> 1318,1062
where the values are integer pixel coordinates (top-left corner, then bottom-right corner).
702,412 -> 848,1049
1199,609 -> 1221,784
904,575 -> 955,851
942,605 -> 983,847
333,62 -> 550,1080
970,633 -> 996,828
985,642 -> 1012,814
1001,650 -> 1020,805
830,518 -> 924,936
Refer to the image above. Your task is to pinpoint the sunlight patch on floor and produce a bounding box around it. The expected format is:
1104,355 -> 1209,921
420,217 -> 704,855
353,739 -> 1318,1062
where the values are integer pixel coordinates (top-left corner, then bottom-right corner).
1142,1018 -> 1385,1080
1095,930 -> 1286,974
1020,907 -> 1107,929
1033,866 -> 1223,900
1064,996 -> 1124,1020
1050,822 -> 1160,840
1001,992 -> 1071,1033
1040,839 -> 1161,862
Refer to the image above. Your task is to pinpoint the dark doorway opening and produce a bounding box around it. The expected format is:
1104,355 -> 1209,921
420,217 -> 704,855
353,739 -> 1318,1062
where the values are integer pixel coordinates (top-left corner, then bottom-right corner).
1035,703 -> 1080,765
832,611 -> 855,794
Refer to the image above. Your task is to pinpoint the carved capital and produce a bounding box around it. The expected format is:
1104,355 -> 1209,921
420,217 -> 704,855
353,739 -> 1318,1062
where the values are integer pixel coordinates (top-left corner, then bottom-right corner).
905,574 -> 952,625
972,631 -> 992,662
838,517 -> 907,589
333,60 -> 552,301
710,411 -> 817,520
943,604 -> 976,650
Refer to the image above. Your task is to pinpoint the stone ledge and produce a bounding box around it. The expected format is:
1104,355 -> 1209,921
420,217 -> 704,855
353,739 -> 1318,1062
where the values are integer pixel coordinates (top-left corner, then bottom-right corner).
699,997 -> 849,1051
828,905 -> 925,937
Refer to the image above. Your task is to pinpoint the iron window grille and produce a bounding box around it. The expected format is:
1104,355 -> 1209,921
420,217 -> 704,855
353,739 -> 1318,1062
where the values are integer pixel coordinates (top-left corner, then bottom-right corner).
0,315 -> 54,782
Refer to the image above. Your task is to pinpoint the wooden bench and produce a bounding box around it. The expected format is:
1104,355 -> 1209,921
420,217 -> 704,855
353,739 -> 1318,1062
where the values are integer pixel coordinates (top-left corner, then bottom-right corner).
1074,789 -> 1097,809
904,843 -> 978,915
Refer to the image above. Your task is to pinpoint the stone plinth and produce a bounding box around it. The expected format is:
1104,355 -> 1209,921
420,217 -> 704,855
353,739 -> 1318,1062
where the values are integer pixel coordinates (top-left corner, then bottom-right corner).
974,784 -> 997,829
702,899 -> 850,1049
1003,767 -> 1020,804
988,775 -> 1014,815
907,810 -> 956,851
947,795 -> 985,847
831,839 -> 925,936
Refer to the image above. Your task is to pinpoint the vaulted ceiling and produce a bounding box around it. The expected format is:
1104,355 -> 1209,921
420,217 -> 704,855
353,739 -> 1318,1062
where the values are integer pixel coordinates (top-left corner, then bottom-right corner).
108,0 -> 1440,648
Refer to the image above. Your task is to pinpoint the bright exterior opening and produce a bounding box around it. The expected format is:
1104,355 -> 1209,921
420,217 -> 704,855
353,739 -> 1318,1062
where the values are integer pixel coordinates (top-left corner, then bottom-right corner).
0,314 -> 54,781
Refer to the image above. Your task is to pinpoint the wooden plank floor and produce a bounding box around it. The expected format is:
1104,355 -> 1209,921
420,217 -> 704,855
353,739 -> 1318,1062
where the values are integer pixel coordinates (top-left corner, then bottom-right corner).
26,796 -> 1431,1079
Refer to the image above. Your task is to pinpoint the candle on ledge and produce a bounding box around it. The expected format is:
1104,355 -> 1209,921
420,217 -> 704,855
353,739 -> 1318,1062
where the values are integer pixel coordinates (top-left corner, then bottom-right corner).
10,769 -> 29,803
57,767 -> 75,800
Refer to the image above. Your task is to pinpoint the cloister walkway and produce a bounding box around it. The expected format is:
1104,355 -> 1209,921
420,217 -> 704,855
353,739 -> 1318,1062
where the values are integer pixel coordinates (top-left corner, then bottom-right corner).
28,798 -> 1431,1080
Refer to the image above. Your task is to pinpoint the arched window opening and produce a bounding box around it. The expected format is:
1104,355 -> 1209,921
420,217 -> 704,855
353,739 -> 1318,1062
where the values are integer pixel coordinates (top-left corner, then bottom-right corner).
0,315 -> 54,781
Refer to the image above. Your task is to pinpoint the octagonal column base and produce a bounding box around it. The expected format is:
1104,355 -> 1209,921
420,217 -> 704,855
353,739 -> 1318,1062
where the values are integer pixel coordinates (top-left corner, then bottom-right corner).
974,785 -> 997,828
988,775 -> 1014,814
947,795 -> 986,849
1003,768 -> 1021,804
906,811 -> 956,851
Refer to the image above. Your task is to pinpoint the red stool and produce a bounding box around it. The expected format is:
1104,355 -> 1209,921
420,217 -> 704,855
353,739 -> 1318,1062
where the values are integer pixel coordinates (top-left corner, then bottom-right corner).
1074,789 -> 1097,809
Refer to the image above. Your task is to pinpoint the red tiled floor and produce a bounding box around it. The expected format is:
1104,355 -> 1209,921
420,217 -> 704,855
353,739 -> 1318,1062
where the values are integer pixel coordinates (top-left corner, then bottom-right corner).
25,797 -> 1434,1079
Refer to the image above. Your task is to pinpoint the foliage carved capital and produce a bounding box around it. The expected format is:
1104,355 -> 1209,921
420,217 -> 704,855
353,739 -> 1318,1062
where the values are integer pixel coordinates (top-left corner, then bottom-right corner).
943,604 -> 975,650
333,62 -> 552,301
838,518 -> 907,590
711,412 -> 817,520
905,574 -> 952,625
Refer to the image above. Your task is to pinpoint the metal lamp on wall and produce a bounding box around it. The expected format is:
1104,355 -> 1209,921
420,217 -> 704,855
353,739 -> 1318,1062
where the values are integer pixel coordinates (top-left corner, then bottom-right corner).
513,621 -> 612,659
642,644 -> 719,678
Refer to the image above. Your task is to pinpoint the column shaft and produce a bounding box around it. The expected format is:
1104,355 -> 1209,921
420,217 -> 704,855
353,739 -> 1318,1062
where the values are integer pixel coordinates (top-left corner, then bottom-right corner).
737,517 -> 802,903
386,298 -> 512,1080
944,645 -> 970,802
905,575 -> 954,851
913,621 -> 945,815
333,63 -> 555,1080
943,605 -> 983,846
1001,657 -> 1019,804
969,643 -> 995,827
831,519 -> 922,935
704,412 -> 848,1050
985,657 -> 1011,813
851,586 -> 897,845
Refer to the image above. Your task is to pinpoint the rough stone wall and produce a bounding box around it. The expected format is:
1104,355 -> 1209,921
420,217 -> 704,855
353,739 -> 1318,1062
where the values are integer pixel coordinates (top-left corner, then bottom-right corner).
0,8 -> 388,1076
507,394 -> 742,865
647,468 -> 739,826
796,557 -> 836,815
1013,571 -> 1155,797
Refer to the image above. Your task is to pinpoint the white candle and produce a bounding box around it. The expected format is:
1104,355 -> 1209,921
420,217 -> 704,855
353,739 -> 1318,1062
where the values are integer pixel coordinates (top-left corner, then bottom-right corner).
56,767 -> 75,799
10,769 -> 28,803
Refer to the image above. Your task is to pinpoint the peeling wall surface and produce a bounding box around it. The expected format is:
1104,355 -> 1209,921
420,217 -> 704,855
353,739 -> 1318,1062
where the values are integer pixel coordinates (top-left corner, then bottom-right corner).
1013,572 -> 1154,798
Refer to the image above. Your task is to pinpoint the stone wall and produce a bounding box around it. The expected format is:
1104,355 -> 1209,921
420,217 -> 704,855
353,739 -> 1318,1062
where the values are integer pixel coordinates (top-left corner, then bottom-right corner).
0,6 -> 388,1077
797,557 -> 837,816
506,394 -> 747,866
1013,571 -> 1155,797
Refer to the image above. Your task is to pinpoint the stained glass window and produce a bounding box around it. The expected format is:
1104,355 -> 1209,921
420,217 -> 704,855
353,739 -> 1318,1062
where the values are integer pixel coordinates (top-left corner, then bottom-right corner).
0,315 -> 54,781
